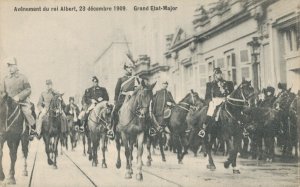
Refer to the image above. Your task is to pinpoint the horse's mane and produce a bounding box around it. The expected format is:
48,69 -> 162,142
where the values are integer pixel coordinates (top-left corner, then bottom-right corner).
179,93 -> 191,103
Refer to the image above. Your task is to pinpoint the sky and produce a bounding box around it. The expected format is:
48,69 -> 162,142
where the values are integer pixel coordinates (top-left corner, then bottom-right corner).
0,0 -> 215,105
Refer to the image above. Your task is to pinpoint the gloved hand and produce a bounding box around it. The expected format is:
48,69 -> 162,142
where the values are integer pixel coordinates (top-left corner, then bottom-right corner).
97,97 -> 103,102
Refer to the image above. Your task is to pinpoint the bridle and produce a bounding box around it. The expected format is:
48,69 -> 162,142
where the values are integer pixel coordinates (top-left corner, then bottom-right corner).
177,92 -> 198,112
89,106 -> 112,129
226,84 -> 255,107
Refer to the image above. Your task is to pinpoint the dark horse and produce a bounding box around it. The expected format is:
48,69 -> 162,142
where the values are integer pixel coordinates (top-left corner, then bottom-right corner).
195,81 -> 255,174
168,90 -> 205,164
42,93 -> 64,169
0,86 -> 31,184
115,81 -> 156,181
87,102 -> 113,167
273,89 -> 296,158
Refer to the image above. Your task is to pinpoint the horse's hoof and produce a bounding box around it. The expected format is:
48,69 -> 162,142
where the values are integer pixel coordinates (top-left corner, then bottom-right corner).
125,172 -> 132,179
136,173 -> 143,181
233,169 -> 241,174
130,168 -> 133,175
116,160 -> 121,169
6,176 -> 16,185
207,164 -> 216,170
92,161 -> 97,167
224,161 -> 230,169
88,155 -> 92,161
48,159 -> 53,165
52,165 -> 58,169
22,170 -> 28,176
178,160 -> 183,164
0,173 -> 5,181
102,163 -> 107,168
83,153 -> 86,157
146,160 -> 151,166
162,158 -> 166,162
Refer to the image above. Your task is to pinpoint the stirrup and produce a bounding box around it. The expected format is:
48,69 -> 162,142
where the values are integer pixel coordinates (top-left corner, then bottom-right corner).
149,128 -> 157,137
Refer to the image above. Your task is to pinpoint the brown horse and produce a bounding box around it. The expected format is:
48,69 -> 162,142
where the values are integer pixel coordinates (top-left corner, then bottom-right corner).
0,87 -> 31,184
87,102 -> 113,167
116,81 -> 156,181
42,93 -> 64,169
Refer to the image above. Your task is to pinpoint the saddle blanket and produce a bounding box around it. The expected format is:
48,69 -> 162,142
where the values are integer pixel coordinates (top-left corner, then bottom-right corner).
207,97 -> 225,117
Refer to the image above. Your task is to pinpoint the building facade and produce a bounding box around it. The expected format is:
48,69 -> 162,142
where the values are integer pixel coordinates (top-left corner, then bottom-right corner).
163,0 -> 299,101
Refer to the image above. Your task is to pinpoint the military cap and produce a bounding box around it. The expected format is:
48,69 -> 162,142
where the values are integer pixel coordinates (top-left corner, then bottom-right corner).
278,83 -> 287,90
5,57 -> 17,66
69,96 -> 74,101
92,76 -> 99,83
46,79 -> 53,85
214,67 -> 222,74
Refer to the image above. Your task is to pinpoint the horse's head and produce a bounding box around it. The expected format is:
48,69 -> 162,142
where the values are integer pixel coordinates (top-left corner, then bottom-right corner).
273,88 -> 295,111
104,102 -> 114,124
229,80 -> 255,107
135,80 -> 156,118
180,90 -> 205,110
49,93 -> 64,117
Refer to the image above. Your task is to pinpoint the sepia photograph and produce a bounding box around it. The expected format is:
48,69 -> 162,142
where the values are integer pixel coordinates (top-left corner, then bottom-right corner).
0,0 -> 299,186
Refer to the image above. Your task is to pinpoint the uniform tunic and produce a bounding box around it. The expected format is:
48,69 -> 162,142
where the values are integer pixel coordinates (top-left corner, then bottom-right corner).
3,72 -> 35,126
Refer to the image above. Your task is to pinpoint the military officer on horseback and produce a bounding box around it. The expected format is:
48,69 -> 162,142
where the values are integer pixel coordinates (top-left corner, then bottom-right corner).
108,54 -> 140,139
79,76 -> 109,131
150,81 -> 175,134
36,79 -> 65,138
258,86 -> 276,108
203,68 -> 234,132
3,57 -> 36,136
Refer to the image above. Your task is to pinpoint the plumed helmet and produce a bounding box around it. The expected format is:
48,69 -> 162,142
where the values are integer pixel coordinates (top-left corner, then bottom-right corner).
92,76 -> 99,83
213,67 -> 222,74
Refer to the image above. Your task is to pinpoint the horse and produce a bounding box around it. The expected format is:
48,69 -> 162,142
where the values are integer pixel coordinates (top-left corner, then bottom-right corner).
87,102 -> 113,167
115,81 -> 156,181
194,80 -> 255,174
0,87 -> 31,184
273,89 -> 296,158
42,93 -> 64,169
168,90 -> 205,164
65,114 -> 80,151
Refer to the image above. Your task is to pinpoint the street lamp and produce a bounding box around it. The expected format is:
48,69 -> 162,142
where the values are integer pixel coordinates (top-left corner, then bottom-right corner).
247,37 -> 261,92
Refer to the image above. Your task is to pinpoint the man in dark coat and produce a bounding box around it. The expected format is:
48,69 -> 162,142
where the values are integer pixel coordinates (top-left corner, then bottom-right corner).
108,55 -> 140,138
258,86 -> 276,108
80,76 -> 109,131
277,82 -> 287,97
203,68 -> 234,129
151,81 -> 175,131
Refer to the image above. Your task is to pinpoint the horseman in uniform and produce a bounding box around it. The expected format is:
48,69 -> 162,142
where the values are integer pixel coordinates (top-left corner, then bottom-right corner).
79,76 -> 109,131
203,67 -> 234,131
36,79 -> 65,139
150,81 -> 175,134
107,54 -> 140,139
3,57 -> 36,136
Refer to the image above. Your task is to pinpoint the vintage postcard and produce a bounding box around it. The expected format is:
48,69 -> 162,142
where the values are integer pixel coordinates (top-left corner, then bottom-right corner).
0,0 -> 299,186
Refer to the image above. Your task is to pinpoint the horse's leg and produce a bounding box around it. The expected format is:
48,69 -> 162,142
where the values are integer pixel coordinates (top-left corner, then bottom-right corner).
136,132 -> 144,181
0,138 -> 5,181
224,136 -> 234,169
82,133 -> 86,156
206,133 -> 216,170
21,129 -> 30,176
87,132 -> 93,161
115,133 -> 121,169
101,134 -> 107,168
122,133 -> 131,179
146,136 -> 152,166
159,133 -> 166,162
231,135 -> 242,174
173,134 -> 182,164
52,136 -> 59,169
6,138 -> 21,184
44,136 -> 53,165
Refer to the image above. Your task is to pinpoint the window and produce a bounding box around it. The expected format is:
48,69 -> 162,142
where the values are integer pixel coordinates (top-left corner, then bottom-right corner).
232,53 -> 236,67
241,67 -> 250,79
232,69 -> 237,84
240,50 -> 249,62
217,58 -> 224,68
286,30 -> 293,51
